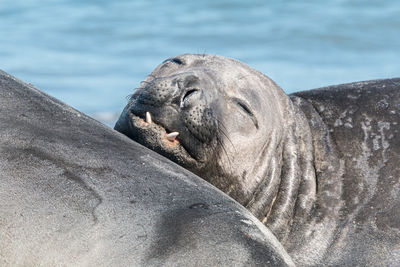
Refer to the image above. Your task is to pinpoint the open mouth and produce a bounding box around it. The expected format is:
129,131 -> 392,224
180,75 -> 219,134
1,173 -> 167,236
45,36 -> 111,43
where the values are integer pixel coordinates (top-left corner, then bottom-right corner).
143,111 -> 180,142
128,110 -> 198,166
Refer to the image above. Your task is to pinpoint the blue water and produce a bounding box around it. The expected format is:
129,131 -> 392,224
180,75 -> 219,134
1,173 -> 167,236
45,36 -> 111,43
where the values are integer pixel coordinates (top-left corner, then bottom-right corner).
1,0 -> 399,126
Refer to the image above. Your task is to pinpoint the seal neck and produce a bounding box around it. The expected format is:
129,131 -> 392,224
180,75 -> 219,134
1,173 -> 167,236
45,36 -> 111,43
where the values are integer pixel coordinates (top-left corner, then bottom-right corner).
263,96 -> 344,264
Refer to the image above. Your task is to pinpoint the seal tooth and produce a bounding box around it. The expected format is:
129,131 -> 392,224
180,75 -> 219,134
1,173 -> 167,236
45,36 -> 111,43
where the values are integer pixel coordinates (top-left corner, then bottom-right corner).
145,112 -> 152,124
167,132 -> 179,141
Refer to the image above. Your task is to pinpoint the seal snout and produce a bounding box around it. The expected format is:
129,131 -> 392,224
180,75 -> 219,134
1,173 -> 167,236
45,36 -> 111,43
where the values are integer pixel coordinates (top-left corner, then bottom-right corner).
119,59 -> 223,165
133,72 -> 209,141
136,73 -> 202,109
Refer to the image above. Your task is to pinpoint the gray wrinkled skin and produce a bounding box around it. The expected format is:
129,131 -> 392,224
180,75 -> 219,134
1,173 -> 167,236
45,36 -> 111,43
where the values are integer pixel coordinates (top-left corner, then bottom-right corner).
293,81 -> 400,266
0,70 -> 295,266
115,54 -> 400,266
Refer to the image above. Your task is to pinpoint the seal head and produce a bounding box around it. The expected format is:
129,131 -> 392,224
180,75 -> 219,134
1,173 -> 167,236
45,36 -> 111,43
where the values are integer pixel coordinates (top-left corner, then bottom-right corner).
115,54 -> 289,208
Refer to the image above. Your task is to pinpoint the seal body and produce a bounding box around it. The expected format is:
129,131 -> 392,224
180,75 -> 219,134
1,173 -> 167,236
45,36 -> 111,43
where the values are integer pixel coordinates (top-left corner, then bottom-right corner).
115,54 -> 400,265
293,80 -> 400,266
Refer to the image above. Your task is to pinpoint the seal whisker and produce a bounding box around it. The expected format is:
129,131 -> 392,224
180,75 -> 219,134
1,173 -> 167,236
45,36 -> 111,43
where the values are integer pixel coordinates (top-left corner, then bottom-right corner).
215,117 -> 237,153
126,94 -> 134,101
218,127 -> 236,153
216,136 -> 233,173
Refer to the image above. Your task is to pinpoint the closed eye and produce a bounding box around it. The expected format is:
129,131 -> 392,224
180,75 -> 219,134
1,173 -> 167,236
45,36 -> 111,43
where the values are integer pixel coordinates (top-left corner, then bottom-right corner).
233,98 -> 259,129
237,101 -> 252,116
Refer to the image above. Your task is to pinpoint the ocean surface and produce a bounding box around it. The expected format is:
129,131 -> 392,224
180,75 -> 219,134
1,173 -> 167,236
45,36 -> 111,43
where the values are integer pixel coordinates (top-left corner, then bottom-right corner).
1,0 -> 399,126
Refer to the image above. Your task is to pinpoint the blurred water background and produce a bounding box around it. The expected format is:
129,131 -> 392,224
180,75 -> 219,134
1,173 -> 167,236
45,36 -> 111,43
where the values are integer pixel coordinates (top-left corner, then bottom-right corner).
1,0 -> 399,126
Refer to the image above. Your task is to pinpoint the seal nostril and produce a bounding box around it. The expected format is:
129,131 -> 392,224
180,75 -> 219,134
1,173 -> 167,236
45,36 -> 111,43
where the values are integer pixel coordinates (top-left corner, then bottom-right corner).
181,89 -> 199,109
183,89 -> 198,102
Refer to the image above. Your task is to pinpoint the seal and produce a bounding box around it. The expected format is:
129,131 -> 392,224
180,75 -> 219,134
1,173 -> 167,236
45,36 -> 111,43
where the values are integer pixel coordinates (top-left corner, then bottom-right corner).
0,70 -> 294,266
115,54 -> 400,265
